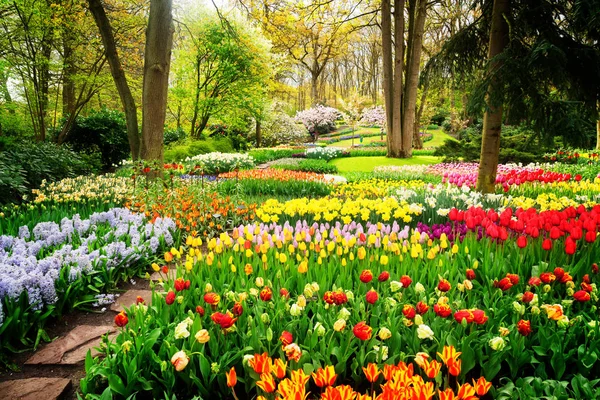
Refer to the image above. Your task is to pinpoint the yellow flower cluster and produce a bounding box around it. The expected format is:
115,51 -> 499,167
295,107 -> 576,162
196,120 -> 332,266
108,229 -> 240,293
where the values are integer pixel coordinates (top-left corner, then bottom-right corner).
32,175 -> 131,204
257,196 -> 423,224
507,192 -> 598,211
332,179 -> 426,198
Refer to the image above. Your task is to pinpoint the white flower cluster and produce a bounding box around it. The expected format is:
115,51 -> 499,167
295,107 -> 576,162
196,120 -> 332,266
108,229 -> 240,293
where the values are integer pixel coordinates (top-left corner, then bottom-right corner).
183,152 -> 255,174
305,147 -> 344,161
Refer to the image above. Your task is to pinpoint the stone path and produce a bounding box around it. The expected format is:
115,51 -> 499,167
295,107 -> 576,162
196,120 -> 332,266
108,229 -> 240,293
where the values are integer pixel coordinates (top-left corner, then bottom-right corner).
1,282 -> 154,400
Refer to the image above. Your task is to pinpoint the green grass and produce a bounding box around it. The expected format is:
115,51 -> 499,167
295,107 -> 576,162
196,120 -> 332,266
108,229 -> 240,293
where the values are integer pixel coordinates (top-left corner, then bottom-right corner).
326,127 -> 456,149
426,128 -> 456,148
331,156 -> 441,173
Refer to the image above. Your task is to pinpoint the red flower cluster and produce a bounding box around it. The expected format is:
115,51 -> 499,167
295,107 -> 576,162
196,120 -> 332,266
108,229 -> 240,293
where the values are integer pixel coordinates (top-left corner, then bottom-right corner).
323,289 -> 348,305
453,309 -> 488,325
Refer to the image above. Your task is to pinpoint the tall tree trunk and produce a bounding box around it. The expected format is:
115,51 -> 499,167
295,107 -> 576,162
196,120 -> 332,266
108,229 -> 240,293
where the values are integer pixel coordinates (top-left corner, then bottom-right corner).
413,76 -> 429,149
62,34 -> 76,118
37,41 -> 52,142
88,0 -> 140,160
389,0 -> 405,157
400,0 -> 426,158
141,0 -> 173,164
256,119 -> 262,147
311,71 -> 319,105
476,0 -> 510,193
381,0 -> 394,152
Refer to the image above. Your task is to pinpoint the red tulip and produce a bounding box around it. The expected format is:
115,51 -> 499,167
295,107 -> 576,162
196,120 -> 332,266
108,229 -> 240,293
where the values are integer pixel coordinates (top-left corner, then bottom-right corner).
365,290 -> 378,305
232,302 -> 243,316
196,305 -> 205,316
360,270 -> 373,283
522,291 -> 534,303
211,312 -> 238,329
516,236 -> 527,248
573,290 -> 591,302
542,239 -> 552,251
115,311 -> 128,327
434,303 -> 452,318
280,331 -> 293,346
517,320 -> 532,336
416,301 -> 429,315
166,291 -> 176,305
466,269 -> 476,280
378,271 -> 390,282
174,278 -> 186,292
353,321 -> 372,341
528,276 -> 542,286
260,287 -> 273,301
402,304 -> 416,319
400,275 -> 412,288
565,237 -> 577,255
438,279 -> 451,292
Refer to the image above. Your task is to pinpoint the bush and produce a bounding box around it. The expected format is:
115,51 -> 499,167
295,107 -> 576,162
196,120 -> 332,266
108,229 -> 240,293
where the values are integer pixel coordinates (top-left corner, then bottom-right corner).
295,105 -> 341,138
164,127 -> 186,145
247,148 -> 303,164
255,105 -> 310,147
211,137 -> 234,153
273,159 -> 338,174
359,106 -> 385,127
0,141 -> 98,203
430,110 -> 449,126
426,124 -> 439,130
164,138 -> 235,162
64,108 -> 130,170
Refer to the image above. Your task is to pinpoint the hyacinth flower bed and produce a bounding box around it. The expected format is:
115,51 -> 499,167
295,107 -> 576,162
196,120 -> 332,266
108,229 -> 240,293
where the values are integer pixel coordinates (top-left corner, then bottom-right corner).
81,217 -> 600,398
0,208 -> 175,350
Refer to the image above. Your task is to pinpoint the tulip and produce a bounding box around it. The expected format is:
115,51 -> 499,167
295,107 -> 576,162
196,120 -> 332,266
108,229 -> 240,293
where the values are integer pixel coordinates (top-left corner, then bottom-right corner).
171,350 -> 189,372
466,269 -> 476,280
333,319 -> 346,332
517,320 -> 532,336
365,289 -> 378,305
256,372 -> 276,393
196,305 -> 205,316
362,363 -> 380,383
225,367 -> 237,387
165,291 -> 175,305
360,270 -> 373,283
516,236 -> 527,248
114,311 -> 128,327
204,292 -> 220,306
439,388 -> 455,400
259,287 -> 273,301
573,290 -> 591,302
438,278 -> 451,292
378,271 -> 390,282
211,312 -> 238,329
400,275 -> 412,288
353,321 -> 372,340
135,296 -> 145,305
195,329 -> 210,343
434,303 -> 452,318
249,353 -> 272,374
284,343 -> 301,362
522,291 -> 534,303
312,365 -> 337,387
280,331 -> 293,346
422,359 -> 442,378
416,324 -> 434,340
378,327 -> 392,340
416,301 -> 429,315
402,304 -> 416,319
174,278 -> 186,292
273,358 -> 287,379
232,302 -> 243,316
472,376 -> 492,396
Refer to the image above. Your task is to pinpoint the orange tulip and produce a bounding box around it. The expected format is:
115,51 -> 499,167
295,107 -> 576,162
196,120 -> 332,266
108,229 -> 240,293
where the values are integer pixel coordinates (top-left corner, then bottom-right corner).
225,367 -> 237,387
290,369 -> 310,386
312,365 -> 337,387
362,363 -> 380,383
321,385 -> 356,400
256,372 -> 276,393
472,376 -> 492,396
423,359 -> 442,379
447,358 -> 462,377
439,388 -> 455,400
273,358 -> 287,379
356,394 -> 375,400
249,352 -> 272,374
164,251 -> 173,262
437,345 -> 461,365
456,383 -> 476,399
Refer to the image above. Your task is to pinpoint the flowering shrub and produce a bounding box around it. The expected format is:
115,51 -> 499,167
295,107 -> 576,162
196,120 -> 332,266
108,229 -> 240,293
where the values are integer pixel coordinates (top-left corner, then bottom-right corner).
258,110 -> 310,146
359,105 -> 385,127
184,152 -> 255,175
295,105 -> 341,136
0,208 -> 175,349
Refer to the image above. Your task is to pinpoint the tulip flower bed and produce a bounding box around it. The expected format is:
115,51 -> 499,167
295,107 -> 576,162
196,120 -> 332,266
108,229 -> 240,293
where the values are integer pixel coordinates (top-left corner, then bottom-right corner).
81,216 -> 600,398
0,208 -> 175,351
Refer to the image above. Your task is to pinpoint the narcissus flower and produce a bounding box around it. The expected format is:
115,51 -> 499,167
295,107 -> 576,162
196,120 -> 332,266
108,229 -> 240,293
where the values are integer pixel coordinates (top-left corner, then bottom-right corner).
312,365 -> 337,387
353,321 -> 372,340
225,367 -> 237,387
171,350 -> 189,371
114,311 -> 128,327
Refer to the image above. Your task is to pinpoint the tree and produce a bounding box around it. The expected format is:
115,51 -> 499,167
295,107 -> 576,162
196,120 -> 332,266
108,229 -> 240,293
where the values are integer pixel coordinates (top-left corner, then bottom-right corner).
381,0 -> 429,158
88,0 -> 140,159
140,0 -> 173,163
475,0 -> 509,193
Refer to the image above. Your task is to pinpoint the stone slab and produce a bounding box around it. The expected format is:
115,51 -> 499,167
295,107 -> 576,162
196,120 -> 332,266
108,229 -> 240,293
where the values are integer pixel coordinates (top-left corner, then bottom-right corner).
0,378 -> 71,400
109,289 -> 153,312
25,325 -> 115,365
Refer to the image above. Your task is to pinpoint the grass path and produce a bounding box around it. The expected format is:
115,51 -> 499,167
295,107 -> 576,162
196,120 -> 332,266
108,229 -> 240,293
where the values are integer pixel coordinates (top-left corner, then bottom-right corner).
326,127 -> 456,149
331,156 -> 441,173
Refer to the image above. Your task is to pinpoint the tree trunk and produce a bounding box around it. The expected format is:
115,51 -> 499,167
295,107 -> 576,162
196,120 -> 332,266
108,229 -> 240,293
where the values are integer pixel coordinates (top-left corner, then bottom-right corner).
62,35 -> 76,118
400,0 -> 426,158
381,0 -> 394,152
413,76 -> 429,149
389,0 -> 405,158
88,0 -> 140,160
141,0 -> 173,164
311,71 -> 319,105
37,41 -> 52,142
476,0 -> 510,193
256,119 -> 262,148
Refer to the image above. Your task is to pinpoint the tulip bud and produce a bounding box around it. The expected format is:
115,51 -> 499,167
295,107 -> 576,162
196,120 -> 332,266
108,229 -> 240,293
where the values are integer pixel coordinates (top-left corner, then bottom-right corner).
488,337 -> 506,351
414,315 -> 423,325
314,322 -> 326,337
543,284 -> 551,293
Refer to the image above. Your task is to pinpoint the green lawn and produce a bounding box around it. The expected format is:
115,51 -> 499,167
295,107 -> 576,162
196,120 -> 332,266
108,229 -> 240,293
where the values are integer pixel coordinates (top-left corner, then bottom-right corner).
327,127 -> 456,149
331,155 -> 441,173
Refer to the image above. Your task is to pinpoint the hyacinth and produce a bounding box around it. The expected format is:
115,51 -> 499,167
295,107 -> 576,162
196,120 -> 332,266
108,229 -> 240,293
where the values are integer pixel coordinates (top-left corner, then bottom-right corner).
294,105 -> 340,133
358,105 -> 385,127
0,208 -> 175,326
